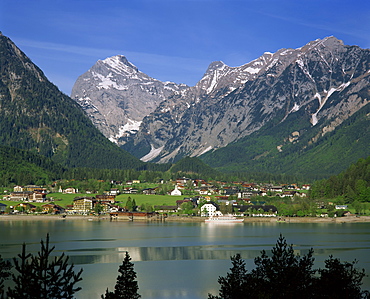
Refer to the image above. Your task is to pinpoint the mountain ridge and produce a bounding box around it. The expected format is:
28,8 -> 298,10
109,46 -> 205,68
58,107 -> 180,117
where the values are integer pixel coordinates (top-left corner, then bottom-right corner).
122,36 -> 369,166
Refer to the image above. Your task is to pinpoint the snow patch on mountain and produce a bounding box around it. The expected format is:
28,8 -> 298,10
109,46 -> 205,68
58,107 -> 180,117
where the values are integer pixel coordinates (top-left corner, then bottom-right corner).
101,55 -> 138,75
92,72 -> 128,90
199,146 -> 213,156
140,145 -> 164,162
338,81 -> 351,91
312,86 -> 341,125
245,66 -> 261,74
265,58 -> 279,72
122,119 -> 142,133
290,103 -> 300,113
109,119 -> 142,143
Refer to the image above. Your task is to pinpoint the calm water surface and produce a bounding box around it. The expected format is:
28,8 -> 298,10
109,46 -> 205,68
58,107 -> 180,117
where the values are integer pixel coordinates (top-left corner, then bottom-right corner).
1,219 -> 370,298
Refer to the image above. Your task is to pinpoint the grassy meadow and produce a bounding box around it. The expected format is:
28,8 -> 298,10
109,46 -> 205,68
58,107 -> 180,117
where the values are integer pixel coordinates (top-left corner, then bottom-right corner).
47,192 -> 182,208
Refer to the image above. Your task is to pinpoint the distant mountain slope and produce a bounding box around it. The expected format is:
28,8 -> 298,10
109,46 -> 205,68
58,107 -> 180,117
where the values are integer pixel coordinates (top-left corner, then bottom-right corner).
201,101 -> 370,179
123,37 -> 370,171
71,55 -> 188,146
0,33 -> 143,169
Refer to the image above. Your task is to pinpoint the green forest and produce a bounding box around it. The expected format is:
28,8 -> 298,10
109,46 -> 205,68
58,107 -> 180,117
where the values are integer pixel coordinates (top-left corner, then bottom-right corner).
0,142 -> 334,187
310,156 -> 370,203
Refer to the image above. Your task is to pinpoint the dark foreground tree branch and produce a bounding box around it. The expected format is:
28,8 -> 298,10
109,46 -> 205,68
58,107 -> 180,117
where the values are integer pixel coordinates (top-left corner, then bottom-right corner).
0,255 -> 12,299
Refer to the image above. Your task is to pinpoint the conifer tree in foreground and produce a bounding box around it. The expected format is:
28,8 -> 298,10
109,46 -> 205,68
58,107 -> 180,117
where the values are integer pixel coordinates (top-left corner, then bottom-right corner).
208,253 -> 247,299
6,234 -> 83,299
102,251 -> 141,299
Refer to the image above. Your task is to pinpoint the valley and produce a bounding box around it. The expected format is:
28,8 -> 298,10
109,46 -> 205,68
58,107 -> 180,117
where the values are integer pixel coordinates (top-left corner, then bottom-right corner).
0,32 -> 369,210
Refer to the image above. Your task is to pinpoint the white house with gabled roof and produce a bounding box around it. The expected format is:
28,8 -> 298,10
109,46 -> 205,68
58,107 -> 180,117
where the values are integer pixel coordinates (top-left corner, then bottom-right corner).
170,185 -> 182,196
201,203 -> 222,217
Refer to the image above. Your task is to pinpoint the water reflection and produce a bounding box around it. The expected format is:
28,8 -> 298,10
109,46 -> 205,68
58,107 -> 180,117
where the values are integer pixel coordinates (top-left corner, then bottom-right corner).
1,220 -> 370,299
67,245 -> 262,264
65,243 -> 365,266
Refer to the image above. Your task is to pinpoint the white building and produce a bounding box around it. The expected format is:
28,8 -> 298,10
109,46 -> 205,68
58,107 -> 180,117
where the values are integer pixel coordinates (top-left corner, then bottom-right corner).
13,186 -> 23,192
170,185 -> 182,196
63,187 -> 77,194
201,203 -> 222,217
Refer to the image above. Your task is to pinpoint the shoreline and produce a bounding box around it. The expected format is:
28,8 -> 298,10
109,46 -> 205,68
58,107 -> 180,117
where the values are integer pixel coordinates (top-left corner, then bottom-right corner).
1,214 -> 370,223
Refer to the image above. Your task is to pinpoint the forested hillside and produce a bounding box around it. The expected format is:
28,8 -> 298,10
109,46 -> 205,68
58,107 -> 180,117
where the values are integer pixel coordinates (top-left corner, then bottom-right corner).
0,33 -> 142,170
0,146 -> 220,186
0,145 -> 66,186
310,156 -> 370,202
0,147 -> 308,186
169,156 -> 218,177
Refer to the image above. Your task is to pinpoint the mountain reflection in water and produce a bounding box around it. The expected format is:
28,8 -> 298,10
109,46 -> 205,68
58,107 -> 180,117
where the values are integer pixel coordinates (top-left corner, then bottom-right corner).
66,244 -> 321,265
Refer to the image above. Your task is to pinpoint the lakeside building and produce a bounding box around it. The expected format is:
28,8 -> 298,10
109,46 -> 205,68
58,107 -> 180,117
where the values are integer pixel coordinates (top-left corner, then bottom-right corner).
201,203 -> 222,217
72,197 -> 95,214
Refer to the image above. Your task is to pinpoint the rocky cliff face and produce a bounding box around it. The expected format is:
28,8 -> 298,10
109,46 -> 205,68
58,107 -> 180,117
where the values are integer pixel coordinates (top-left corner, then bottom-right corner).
71,55 -> 188,145
124,37 -> 370,163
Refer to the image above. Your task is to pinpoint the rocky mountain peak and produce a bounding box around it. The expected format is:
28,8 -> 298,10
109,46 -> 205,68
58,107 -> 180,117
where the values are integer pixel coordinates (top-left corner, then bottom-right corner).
100,55 -> 139,74
320,35 -> 343,46
71,55 -> 188,145
300,36 -> 344,53
205,61 -> 227,74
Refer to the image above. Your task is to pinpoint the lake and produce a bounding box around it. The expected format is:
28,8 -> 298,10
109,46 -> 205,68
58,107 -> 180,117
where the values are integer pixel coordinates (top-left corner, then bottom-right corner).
1,218 -> 370,298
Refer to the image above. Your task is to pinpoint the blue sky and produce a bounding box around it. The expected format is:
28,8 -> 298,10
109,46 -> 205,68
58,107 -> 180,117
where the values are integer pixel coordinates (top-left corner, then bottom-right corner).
1,0 -> 369,94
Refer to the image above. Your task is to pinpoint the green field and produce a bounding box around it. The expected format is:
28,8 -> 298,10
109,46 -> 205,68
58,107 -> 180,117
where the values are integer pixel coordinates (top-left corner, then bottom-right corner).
42,193 -> 183,208
0,193 -> 184,211
115,194 -> 183,207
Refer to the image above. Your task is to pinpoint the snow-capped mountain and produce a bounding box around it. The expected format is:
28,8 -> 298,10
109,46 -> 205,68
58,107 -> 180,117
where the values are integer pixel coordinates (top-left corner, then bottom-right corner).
71,55 -> 188,145
123,36 -> 370,163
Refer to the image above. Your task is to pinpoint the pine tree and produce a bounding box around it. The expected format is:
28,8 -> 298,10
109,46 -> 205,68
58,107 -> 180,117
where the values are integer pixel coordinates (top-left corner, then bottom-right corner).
7,234 -> 83,299
102,252 -> 140,299
208,253 -> 247,299
251,234 -> 316,298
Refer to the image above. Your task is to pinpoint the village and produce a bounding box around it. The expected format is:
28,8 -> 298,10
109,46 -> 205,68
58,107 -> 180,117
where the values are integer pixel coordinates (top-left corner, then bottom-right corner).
1,177 -> 353,220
